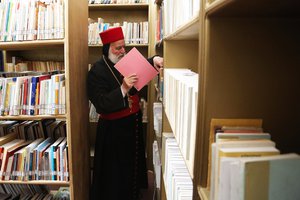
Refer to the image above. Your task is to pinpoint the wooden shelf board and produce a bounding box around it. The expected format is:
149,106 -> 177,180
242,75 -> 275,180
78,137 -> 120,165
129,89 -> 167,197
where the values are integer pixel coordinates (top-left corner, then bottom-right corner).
0,40 -> 65,50
0,180 -> 70,186
88,3 -> 148,10
89,43 -> 149,48
0,115 -> 66,120
205,0 -> 300,17
164,15 -> 199,40
197,186 -> 210,200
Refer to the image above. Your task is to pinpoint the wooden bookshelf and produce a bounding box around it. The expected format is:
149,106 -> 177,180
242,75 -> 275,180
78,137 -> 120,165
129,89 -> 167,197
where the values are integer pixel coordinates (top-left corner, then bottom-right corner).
0,0 -> 90,199
164,15 -> 199,40
151,0 -> 300,199
0,40 -> 64,50
88,3 -> 149,10
159,0 -> 201,199
0,115 -> 66,121
88,43 -> 149,47
0,180 -> 70,186
205,0 -> 300,17
194,0 -> 300,197
198,186 -> 209,200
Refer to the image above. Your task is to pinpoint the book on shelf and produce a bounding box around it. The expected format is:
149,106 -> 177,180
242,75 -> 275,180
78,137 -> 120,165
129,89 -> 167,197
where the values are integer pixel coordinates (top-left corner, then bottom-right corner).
0,121 -> 18,137
163,136 -> 193,200
56,137 -> 67,181
207,118 -> 263,191
32,137 -> 53,180
215,132 -> 271,142
153,102 -> 162,137
115,47 -> 158,91
22,138 -> 44,181
228,153 -> 300,200
152,140 -> 161,189
163,68 -> 198,176
0,192 -> 11,200
53,186 -> 70,200
0,0 -> 64,42
0,132 -> 18,146
0,73 -> 65,116
3,140 -> 31,180
45,136 -> 65,180
0,139 -> 26,179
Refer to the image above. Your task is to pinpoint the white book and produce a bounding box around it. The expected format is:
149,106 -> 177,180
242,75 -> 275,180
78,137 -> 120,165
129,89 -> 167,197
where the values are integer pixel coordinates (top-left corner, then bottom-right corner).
58,137 -> 67,181
230,153 -> 300,200
217,157 -> 241,200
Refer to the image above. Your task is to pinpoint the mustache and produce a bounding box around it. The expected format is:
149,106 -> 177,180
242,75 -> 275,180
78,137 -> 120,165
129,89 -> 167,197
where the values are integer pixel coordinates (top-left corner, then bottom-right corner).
118,53 -> 126,58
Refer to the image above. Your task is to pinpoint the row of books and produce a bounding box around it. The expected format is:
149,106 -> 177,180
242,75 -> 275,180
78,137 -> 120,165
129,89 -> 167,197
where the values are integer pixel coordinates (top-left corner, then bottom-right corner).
155,3 -> 163,43
88,102 -> 98,123
163,133 -> 193,200
88,0 -> 148,4
0,119 -> 66,139
0,185 -> 69,200
153,102 -> 162,138
0,0 -> 64,42
88,18 -> 148,45
152,140 -> 161,189
0,184 -> 49,200
4,60 -> 64,73
163,68 -> 198,174
163,0 -> 200,37
0,133 -> 68,181
209,119 -> 300,200
153,71 -> 163,101
140,98 -> 148,122
0,73 -> 66,116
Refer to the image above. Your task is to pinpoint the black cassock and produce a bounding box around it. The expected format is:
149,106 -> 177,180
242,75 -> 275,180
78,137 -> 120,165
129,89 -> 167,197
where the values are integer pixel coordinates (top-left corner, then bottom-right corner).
87,56 -> 155,200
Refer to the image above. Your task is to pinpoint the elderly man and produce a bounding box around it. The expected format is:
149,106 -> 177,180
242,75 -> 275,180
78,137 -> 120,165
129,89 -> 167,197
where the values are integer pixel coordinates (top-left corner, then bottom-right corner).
87,27 -> 163,200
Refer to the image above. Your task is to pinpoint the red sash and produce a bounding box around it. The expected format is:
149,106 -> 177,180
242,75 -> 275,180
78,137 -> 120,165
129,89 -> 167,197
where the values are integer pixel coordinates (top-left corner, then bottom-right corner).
100,94 -> 140,120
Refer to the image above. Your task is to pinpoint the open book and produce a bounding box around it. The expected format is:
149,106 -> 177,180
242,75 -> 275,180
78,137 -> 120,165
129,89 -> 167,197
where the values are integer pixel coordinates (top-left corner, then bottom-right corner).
115,47 -> 159,91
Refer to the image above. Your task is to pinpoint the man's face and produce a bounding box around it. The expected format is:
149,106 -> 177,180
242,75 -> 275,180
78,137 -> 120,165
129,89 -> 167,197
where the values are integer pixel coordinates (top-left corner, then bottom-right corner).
109,39 -> 126,64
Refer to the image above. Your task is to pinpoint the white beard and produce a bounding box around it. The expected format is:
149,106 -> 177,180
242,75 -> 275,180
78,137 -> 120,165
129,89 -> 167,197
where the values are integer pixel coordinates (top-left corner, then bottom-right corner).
108,48 -> 125,64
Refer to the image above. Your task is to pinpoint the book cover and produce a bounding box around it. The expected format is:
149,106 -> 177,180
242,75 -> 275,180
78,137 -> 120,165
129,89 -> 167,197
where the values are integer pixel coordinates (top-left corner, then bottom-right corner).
230,153 -> 300,200
115,47 -> 158,91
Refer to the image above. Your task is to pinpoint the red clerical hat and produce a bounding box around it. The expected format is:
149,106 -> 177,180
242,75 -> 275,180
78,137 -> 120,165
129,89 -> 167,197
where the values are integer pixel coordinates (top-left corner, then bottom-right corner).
99,27 -> 124,45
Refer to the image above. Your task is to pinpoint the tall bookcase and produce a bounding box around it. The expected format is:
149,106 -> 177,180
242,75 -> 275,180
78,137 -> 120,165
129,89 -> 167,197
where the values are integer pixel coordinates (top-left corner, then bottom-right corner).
158,0 -> 300,199
196,0 -> 300,199
0,0 -> 90,199
87,2 -> 156,170
158,0 -> 201,199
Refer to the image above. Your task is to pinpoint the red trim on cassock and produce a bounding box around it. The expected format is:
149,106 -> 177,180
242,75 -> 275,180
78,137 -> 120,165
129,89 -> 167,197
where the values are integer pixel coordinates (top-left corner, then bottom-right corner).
100,94 -> 140,120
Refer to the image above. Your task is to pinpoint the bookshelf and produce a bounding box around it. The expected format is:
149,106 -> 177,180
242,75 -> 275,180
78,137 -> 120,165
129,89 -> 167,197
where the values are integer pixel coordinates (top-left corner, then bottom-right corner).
194,0 -> 300,199
0,0 -> 90,199
157,0 -> 300,199
157,0 -> 201,199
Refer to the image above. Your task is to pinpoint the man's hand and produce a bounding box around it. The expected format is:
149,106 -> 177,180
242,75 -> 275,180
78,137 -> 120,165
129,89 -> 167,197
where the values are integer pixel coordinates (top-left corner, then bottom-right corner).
153,56 -> 163,69
121,73 -> 138,94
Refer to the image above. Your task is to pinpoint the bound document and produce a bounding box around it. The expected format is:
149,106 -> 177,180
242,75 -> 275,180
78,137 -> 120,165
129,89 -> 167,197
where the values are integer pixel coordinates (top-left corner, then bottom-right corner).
115,47 -> 159,91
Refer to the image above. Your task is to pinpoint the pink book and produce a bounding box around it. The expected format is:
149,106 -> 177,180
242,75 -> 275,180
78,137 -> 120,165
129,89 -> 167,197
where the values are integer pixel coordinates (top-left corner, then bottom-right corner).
115,47 -> 159,91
